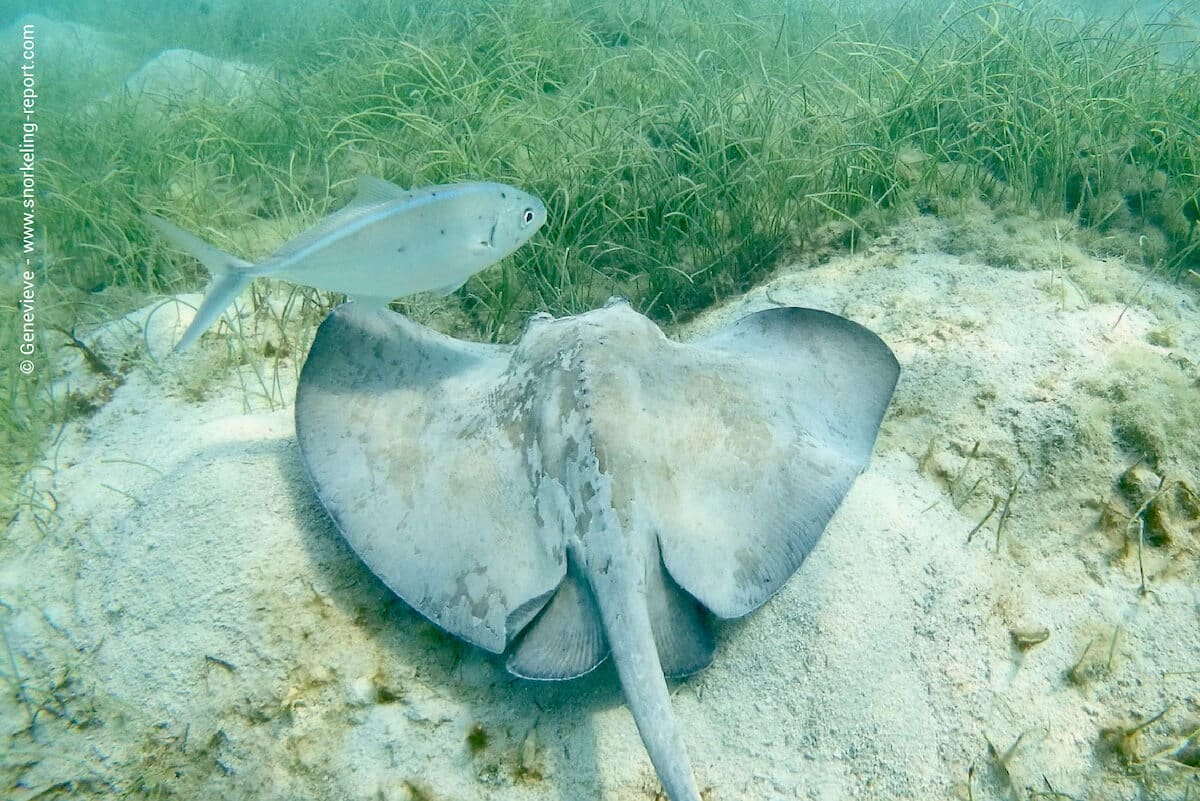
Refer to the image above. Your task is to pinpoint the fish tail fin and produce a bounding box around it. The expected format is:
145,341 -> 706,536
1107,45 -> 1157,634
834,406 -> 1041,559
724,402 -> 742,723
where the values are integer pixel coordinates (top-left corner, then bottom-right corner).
143,214 -> 255,351
144,214 -> 253,276
174,271 -> 254,351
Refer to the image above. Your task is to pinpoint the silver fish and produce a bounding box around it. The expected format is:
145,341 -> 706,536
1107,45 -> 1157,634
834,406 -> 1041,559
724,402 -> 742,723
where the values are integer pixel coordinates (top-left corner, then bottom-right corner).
145,176 -> 547,350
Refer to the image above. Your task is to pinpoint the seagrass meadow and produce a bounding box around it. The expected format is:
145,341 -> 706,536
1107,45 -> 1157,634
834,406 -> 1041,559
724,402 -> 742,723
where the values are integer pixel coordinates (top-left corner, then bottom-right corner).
1,1 -> 1199,799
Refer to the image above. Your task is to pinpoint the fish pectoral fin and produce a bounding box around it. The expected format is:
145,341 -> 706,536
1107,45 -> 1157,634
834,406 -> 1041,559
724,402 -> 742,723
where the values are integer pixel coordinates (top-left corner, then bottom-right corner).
472,214 -> 500,250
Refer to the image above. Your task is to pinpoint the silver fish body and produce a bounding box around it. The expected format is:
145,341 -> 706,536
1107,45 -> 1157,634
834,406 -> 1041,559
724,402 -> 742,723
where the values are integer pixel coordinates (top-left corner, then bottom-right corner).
145,177 -> 546,350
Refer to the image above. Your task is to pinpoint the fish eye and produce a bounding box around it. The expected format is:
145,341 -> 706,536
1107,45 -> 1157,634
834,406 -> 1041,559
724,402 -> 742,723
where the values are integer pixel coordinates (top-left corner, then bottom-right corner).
522,208 -> 536,225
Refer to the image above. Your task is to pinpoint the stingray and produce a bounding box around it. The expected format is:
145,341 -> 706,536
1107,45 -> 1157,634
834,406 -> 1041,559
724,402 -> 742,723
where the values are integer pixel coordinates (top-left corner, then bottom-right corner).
294,298 -> 899,800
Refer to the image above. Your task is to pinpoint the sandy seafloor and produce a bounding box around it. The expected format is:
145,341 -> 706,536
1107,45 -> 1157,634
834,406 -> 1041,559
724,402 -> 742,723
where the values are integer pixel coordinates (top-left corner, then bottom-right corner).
2,207 -> 1199,801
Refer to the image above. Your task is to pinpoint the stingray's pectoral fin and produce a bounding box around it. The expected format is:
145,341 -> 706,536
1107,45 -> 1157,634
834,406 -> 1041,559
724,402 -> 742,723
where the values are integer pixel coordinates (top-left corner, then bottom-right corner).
651,306 -> 900,619
507,569 -> 607,680
295,304 -> 565,655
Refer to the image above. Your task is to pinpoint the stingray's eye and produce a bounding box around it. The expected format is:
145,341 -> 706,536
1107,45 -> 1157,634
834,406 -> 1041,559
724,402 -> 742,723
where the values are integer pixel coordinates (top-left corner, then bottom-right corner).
522,207 -> 536,225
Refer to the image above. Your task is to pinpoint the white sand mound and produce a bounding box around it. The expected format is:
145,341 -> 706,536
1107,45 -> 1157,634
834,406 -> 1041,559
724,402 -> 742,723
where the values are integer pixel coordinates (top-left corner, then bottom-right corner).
2,212 -> 1198,801
1,16 -> 269,106
124,48 -> 269,108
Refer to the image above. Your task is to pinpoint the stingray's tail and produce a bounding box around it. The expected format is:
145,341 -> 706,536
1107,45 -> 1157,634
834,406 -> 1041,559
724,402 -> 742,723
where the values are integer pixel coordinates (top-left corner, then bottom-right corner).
143,214 -> 256,351
588,540 -> 705,801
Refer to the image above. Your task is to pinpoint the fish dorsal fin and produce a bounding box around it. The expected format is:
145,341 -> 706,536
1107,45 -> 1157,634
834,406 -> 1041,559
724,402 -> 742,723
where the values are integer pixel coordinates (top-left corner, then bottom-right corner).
352,175 -> 409,205
266,177 -> 406,264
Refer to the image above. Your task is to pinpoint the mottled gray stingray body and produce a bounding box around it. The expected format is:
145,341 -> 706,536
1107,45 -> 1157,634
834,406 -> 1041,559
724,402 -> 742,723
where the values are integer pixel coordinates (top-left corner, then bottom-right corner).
295,298 -> 899,800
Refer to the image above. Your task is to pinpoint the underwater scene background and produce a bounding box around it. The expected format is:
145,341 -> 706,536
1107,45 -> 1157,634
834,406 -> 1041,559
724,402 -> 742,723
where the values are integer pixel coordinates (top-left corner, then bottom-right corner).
1,1 -> 1199,799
